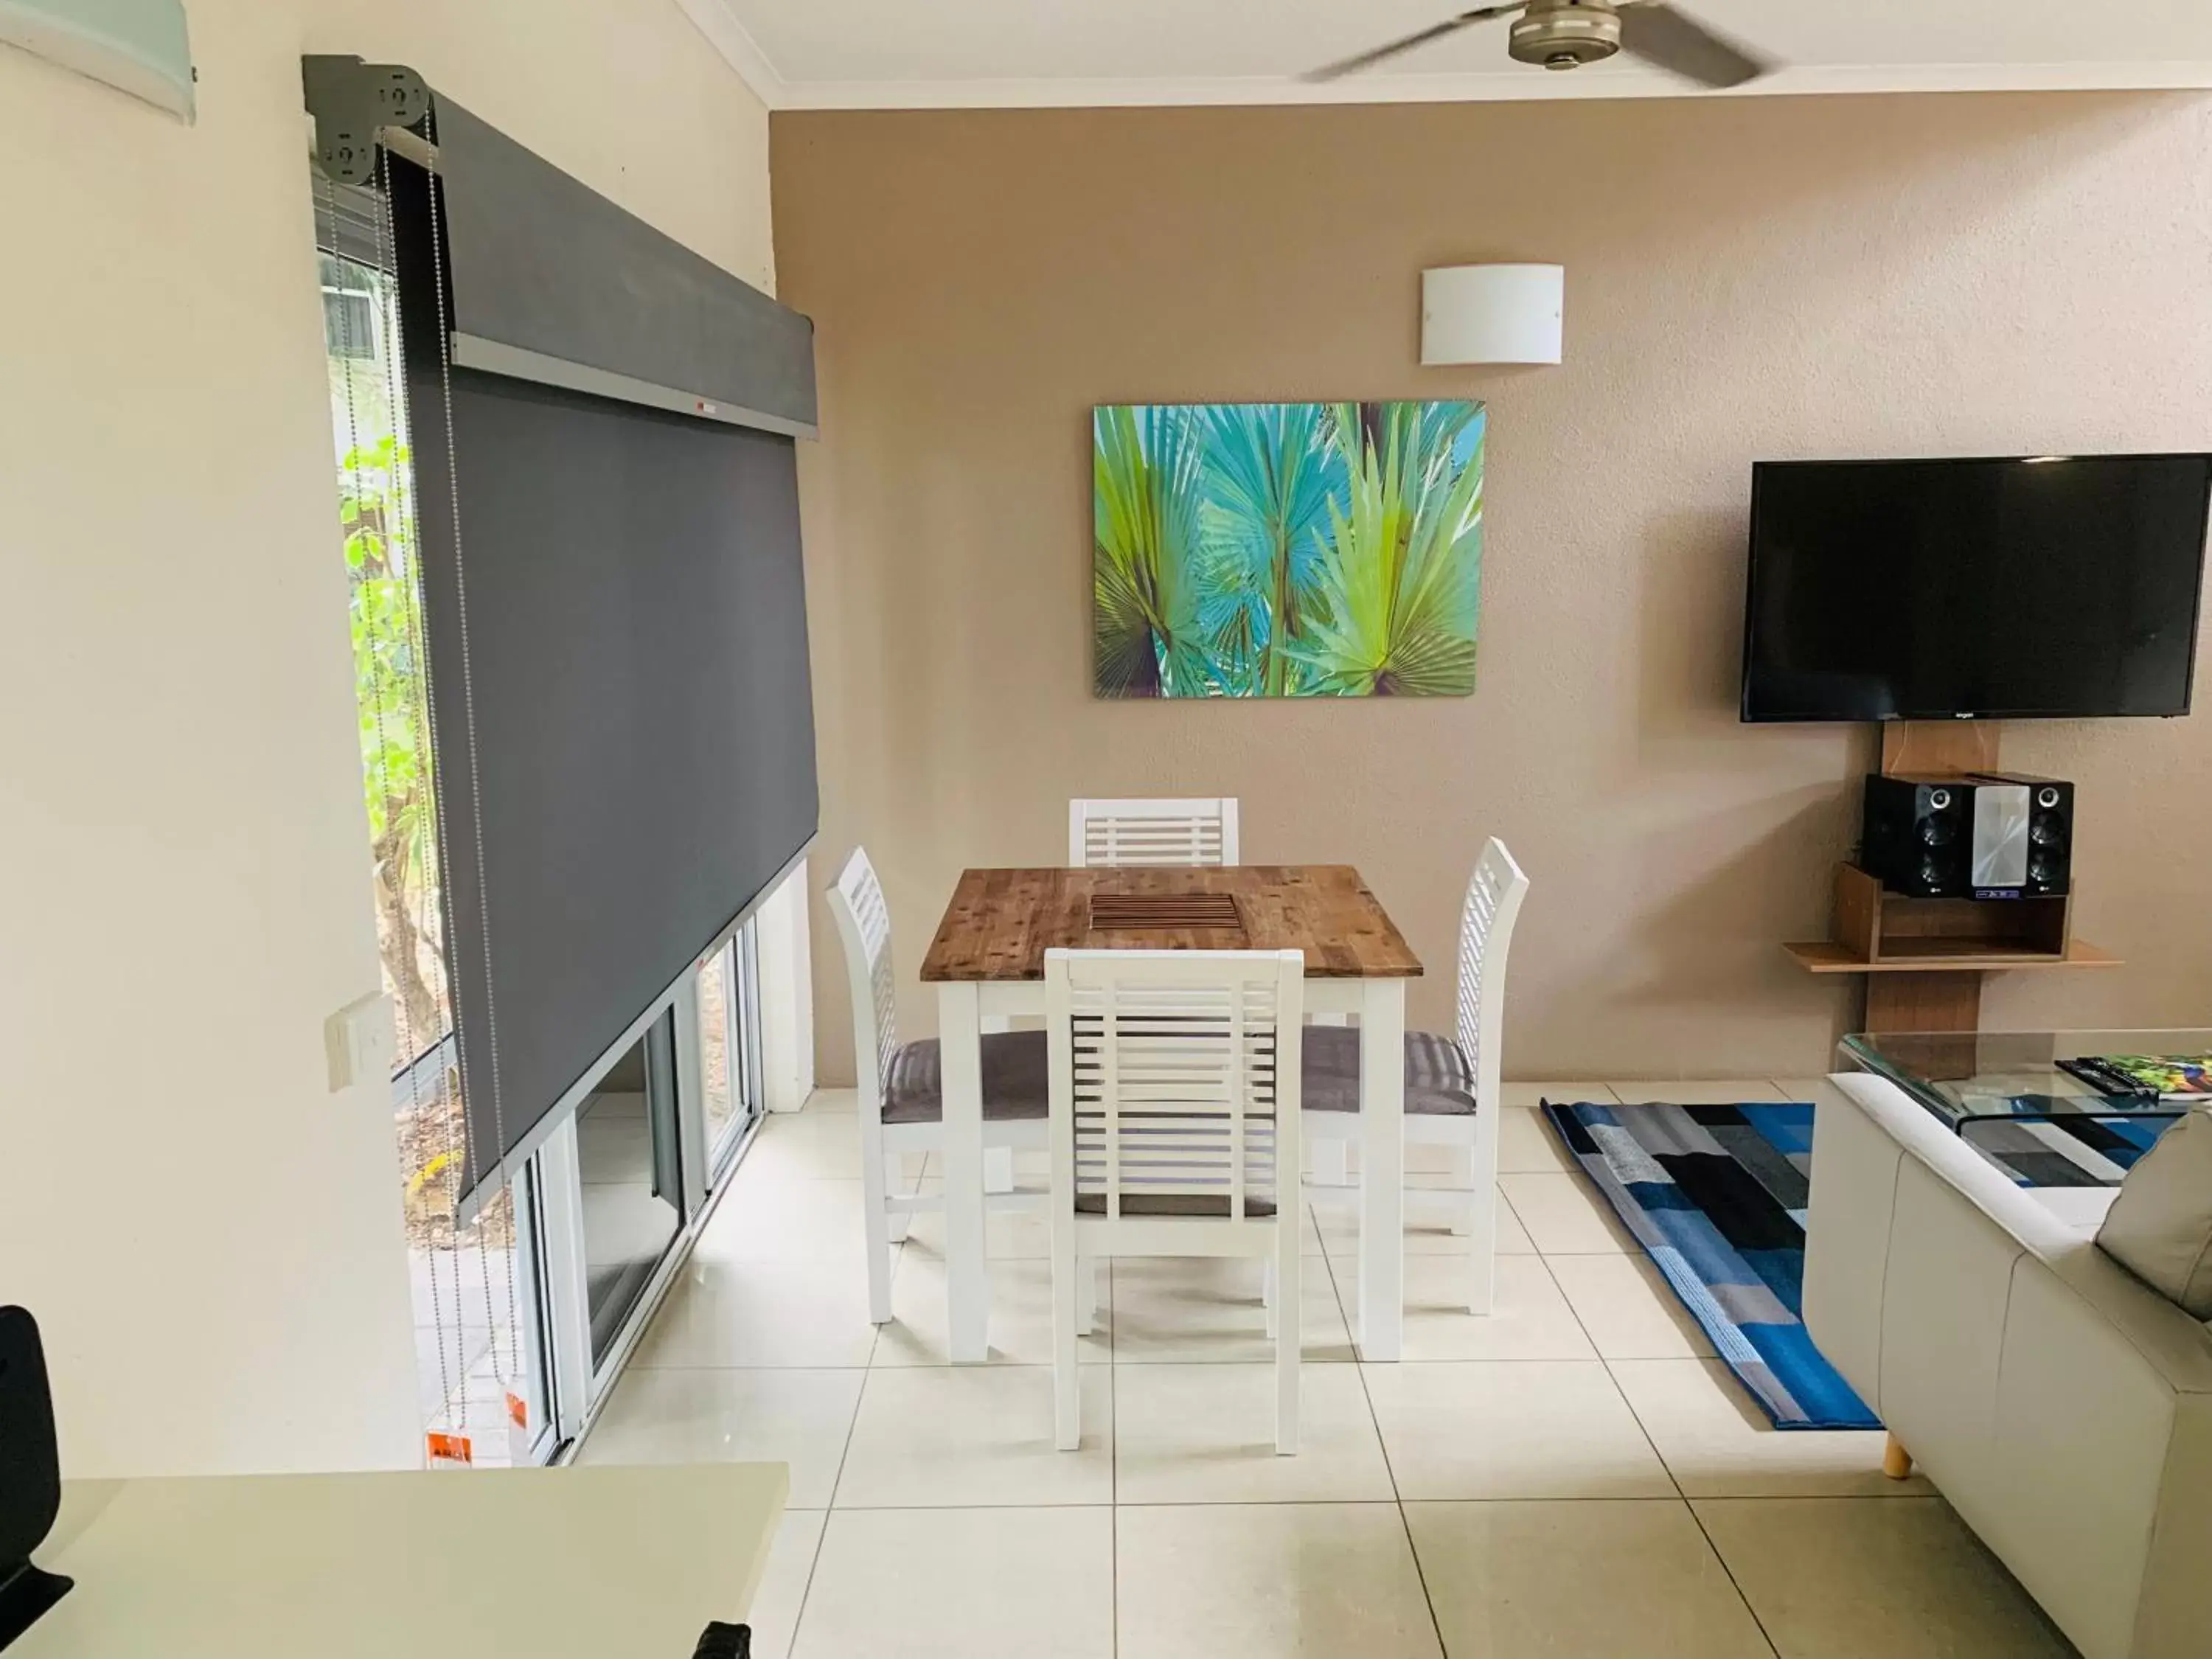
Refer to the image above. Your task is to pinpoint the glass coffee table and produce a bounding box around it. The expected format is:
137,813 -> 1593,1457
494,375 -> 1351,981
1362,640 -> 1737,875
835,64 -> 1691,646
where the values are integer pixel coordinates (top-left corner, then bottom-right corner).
1839,1029 -> 2208,1183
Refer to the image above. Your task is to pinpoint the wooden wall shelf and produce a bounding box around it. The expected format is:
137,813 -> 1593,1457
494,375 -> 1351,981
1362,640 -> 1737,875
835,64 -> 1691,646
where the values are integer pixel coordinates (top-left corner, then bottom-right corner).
1783,939 -> 2123,975
1783,721 -> 2124,1034
1786,862 -> 2123,1032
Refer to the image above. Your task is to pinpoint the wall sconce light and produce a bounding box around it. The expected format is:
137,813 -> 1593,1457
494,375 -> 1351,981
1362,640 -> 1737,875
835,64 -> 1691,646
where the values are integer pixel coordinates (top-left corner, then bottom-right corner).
1,0 -> 196,121
1420,264 -> 1563,366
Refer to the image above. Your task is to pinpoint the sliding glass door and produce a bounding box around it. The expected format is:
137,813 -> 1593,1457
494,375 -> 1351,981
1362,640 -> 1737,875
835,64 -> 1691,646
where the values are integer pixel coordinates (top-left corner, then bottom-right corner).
698,919 -> 767,1187
574,1012 -> 687,1367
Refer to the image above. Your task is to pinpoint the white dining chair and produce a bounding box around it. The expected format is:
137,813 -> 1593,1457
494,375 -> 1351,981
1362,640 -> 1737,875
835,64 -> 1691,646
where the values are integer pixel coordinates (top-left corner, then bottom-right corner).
1046,947 -> 1304,1453
1061,801 -> 1248,1214
1068,796 -> 1240,867
826,846 -> 1059,1326
1301,838 -> 1529,1315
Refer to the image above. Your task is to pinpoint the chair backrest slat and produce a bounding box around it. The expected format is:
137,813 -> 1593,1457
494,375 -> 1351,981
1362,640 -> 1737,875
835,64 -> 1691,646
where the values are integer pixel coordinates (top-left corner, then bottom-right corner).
1068,797 -> 1240,868
1455,838 -> 1530,1118
825,847 -> 899,1120
1047,948 -> 1301,1221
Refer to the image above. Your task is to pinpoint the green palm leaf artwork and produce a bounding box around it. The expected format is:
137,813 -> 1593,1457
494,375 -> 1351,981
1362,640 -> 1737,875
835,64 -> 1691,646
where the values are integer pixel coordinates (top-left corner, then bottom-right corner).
1093,401 -> 1484,698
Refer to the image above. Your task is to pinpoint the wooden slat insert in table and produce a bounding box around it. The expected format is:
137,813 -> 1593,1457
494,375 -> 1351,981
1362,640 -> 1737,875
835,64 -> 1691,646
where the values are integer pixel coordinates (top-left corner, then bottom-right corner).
1086,891 -> 1244,933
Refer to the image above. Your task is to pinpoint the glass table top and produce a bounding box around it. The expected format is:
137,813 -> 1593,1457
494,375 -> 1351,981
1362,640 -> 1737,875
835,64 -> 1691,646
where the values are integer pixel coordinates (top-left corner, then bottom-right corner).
1840,1029 -> 2212,1130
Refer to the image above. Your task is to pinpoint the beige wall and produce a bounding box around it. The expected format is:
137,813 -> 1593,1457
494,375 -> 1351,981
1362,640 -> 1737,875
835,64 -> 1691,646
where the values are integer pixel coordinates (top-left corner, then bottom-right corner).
773,94 -> 2212,1087
0,0 -> 770,1476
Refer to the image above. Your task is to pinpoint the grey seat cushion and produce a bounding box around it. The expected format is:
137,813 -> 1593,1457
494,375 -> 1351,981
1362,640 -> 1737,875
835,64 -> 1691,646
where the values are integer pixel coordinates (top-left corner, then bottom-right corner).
883,1030 -> 1048,1124
1075,1192 -> 1278,1217
1301,1026 -> 1478,1116
2097,1107 -> 2212,1318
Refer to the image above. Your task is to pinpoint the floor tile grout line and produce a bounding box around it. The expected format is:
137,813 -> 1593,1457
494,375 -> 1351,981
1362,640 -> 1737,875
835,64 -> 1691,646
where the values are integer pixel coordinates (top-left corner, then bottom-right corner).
790,1493 -> 1925,1511
773,1512 -> 832,1659
1555,1174 -> 1790,1659
1525,1107 -> 1691,1506
782,1345 -> 873,1659
1522,1105 -> 1698,1512
1554,1082 -> 1824,1659
637,1353 -> 1796,1372
1525,1108 -> 1785,1659
1108,1319 -> 1119,1659
1681,1496 -> 1785,1659
1321,1229 -> 1452,1659
786,1161 -> 893,1652
615,1363 -> 880,1374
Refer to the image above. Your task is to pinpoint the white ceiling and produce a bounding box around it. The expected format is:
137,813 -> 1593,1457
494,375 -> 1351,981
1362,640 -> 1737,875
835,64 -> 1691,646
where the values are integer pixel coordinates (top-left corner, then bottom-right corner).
675,0 -> 2212,111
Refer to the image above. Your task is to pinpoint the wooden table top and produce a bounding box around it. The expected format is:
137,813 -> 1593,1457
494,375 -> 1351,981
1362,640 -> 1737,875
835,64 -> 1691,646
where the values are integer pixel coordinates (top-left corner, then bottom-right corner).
919,864 -> 1422,982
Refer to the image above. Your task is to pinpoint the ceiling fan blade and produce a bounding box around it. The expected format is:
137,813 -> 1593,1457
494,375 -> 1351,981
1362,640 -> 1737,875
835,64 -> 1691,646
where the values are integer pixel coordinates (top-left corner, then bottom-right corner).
1304,4 -> 1525,83
1618,3 -> 1768,88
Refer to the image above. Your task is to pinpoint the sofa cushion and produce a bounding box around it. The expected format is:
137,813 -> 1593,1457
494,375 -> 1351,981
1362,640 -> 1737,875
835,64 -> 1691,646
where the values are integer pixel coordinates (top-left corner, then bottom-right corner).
883,1030 -> 1048,1124
2096,1108 -> 2212,1318
1301,1026 -> 1478,1115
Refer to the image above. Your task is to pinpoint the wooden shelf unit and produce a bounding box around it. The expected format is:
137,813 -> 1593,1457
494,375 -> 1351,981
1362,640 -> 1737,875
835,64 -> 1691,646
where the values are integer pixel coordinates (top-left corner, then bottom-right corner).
1783,721 -> 2123,1033
1784,939 -> 2124,974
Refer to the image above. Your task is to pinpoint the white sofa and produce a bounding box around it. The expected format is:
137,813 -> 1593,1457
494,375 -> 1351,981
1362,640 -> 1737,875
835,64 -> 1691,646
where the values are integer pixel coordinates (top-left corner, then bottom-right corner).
1803,1073 -> 2212,1659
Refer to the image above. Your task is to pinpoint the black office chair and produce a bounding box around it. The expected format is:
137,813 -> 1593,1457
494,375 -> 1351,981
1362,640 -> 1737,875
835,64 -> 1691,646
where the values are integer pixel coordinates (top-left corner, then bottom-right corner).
0,1307 -> 70,1652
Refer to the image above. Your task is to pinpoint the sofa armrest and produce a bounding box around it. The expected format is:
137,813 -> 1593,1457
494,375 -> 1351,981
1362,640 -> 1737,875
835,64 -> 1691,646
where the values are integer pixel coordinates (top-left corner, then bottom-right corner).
1813,1071 -> 2212,1659
1828,1072 -> 2212,1398
1829,1073 -> 2087,1253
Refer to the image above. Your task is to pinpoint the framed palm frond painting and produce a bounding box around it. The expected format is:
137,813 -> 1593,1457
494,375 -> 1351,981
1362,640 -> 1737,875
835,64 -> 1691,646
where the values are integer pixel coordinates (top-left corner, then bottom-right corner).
1093,400 -> 1485,698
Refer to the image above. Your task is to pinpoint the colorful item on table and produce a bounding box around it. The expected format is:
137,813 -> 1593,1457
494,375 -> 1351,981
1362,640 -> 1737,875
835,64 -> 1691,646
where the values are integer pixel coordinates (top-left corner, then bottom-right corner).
2058,1055 -> 2212,1102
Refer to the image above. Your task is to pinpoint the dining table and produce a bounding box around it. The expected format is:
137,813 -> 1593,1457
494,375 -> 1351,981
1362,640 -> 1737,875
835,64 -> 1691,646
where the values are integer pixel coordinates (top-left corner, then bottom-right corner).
917,863 -> 1423,1363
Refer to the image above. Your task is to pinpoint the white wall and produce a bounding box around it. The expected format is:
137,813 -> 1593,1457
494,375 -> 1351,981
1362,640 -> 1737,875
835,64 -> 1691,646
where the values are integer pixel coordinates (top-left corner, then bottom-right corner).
0,0 -> 772,1477
757,860 -> 816,1113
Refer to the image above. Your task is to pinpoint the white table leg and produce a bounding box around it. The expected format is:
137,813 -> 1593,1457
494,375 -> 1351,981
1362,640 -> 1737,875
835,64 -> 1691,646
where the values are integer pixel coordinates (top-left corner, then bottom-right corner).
1307,1011 -> 1352,1186
1357,980 -> 1405,1362
937,981 -> 990,1362
977,1011 -> 1017,1194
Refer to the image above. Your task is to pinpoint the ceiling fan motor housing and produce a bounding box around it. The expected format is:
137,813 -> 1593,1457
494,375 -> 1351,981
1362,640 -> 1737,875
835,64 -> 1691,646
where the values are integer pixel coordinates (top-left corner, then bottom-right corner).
1509,0 -> 1624,71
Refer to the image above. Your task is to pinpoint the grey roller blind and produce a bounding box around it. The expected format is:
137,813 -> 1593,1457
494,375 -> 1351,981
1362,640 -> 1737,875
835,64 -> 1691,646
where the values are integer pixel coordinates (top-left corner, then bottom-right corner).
431,97 -> 815,439
376,104 -> 818,1206
425,375 -> 816,1199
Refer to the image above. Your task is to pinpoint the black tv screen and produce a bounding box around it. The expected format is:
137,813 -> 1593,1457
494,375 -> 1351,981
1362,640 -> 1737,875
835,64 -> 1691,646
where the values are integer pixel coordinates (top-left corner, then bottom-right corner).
1741,454 -> 2212,722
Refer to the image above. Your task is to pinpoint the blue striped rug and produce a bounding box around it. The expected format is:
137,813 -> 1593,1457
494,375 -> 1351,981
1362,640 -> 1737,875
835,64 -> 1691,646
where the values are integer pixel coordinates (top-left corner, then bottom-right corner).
1540,1099 -> 1877,1431
1958,1106 -> 2170,1187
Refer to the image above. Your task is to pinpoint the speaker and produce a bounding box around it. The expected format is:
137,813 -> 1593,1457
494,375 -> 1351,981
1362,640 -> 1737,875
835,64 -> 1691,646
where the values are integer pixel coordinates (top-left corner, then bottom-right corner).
1972,773 -> 2074,897
1860,774 -> 1970,897
0,1307 -> 72,1652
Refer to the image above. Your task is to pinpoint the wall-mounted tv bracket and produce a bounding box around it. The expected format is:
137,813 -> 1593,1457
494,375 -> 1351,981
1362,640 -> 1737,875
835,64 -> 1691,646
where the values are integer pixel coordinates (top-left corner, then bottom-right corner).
302,55 -> 432,184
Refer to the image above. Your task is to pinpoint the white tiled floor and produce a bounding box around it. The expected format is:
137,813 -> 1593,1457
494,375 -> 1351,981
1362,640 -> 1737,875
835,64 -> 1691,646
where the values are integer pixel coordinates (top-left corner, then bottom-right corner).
581,1083 -> 2077,1658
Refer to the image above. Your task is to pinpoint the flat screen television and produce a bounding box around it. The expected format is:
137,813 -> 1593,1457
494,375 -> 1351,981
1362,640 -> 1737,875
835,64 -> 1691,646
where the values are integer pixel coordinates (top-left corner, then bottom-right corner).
1740,454 -> 2212,722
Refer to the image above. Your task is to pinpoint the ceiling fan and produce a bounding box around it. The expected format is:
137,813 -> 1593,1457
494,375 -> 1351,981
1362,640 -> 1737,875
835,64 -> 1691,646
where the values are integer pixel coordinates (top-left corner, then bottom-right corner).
1308,0 -> 1771,90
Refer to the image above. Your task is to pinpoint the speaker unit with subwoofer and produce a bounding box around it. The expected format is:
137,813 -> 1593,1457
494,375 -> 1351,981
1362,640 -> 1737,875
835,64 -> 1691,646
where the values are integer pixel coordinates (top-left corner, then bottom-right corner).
0,1307 -> 72,1652
1970,772 -> 2074,898
1860,773 -> 2077,900
1859,774 -> 1972,897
